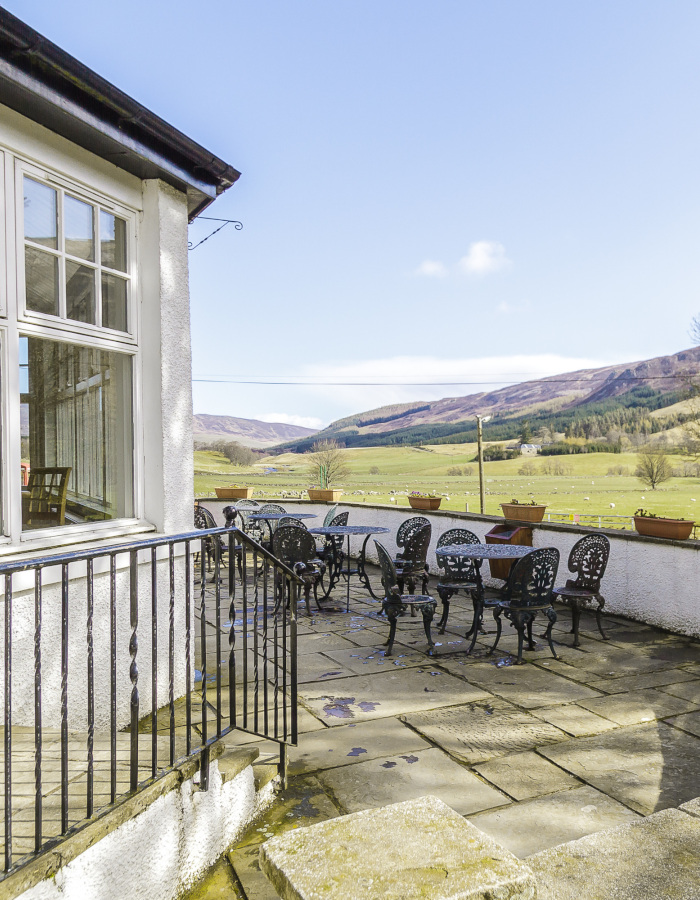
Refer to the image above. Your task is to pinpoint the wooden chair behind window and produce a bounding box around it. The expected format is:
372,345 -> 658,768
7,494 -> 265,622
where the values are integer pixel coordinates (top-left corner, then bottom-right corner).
24,467 -> 71,528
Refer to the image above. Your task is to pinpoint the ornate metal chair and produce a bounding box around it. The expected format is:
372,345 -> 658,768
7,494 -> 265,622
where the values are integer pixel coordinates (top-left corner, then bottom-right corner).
279,516 -> 307,528
395,516 -> 430,560
394,522 -> 431,595
374,540 -> 437,657
435,528 -> 481,633
194,503 -> 236,575
257,503 -> 286,549
552,534 -> 610,648
272,525 -> 325,616
490,548 -> 560,664
322,504 -> 339,527
232,499 -> 262,542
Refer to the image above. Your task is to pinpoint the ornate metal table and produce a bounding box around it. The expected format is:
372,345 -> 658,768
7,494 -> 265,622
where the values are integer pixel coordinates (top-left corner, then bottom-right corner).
435,543 -> 533,654
309,525 -> 390,610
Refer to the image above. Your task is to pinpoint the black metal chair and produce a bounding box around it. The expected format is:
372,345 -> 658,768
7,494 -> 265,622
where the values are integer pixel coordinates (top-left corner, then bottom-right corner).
321,504 -> 339,527
194,503 -> 242,576
231,499 -> 262,541
435,528 -> 481,633
394,522 -> 431,595
279,516 -> 308,529
395,516 -> 430,560
490,548 -> 560,664
257,502 -> 286,549
272,525 -> 325,616
375,540 -> 437,657
552,534 -> 610,648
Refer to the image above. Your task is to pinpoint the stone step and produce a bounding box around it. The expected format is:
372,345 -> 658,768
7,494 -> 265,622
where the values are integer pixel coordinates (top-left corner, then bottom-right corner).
527,803 -> 700,899
260,795 -> 537,899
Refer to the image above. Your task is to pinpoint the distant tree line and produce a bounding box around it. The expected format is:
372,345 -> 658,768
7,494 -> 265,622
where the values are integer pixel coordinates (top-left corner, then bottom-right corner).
195,439 -> 257,466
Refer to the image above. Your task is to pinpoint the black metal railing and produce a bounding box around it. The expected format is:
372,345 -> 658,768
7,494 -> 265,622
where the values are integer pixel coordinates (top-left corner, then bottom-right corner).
0,526 -> 299,878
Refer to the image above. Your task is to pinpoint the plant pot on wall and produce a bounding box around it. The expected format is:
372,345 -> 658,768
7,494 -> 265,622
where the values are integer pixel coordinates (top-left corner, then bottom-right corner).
500,503 -> 547,523
633,515 -> 694,540
307,489 -> 343,502
215,487 -> 253,499
408,497 -> 442,510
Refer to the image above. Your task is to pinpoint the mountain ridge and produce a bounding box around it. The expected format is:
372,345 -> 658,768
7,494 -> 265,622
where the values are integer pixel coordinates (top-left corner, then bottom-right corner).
193,414 -> 318,448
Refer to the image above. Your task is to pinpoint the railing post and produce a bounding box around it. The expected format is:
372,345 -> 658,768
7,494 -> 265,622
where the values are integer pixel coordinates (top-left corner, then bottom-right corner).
5,574 -> 12,872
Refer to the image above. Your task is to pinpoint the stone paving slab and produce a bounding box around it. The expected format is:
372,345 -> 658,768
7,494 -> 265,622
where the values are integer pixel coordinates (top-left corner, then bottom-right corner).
403,698 -> 567,765
320,645 -> 429,674
528,704 -> 618,737
528,807 -> 700,900
260,796 -> 537,900
469,784 -> 640,858
287,717 -> 431,776
295,632 -> 361,655
316,747 -> 509,817
658,678 -> 700,704
296,652 -> 356,684
229,844 -> 281,900
474,750 -> 580,801
665,709 -> 700,739
546,644 -> 692,677
299,668 -> 490,726
540,722 -> 700,815
576,687 -> 698,726
444,661 -> 603,709
587,668 -> 698,695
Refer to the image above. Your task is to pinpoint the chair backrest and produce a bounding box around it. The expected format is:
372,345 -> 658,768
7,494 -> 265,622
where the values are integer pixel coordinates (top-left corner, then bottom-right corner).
396,516 -> 430,551
279,516 -> 307,529
374,540 -> 398,598
194,504 -> 217,529
322,504 -> 339,527
508,548 -> 560,608
323,511 -> 349,548
25,466 -> 71,527
259,503 -> 286,514
329,511 -> 349,528
566,534 -> 610,592
273,525 -> 316,567
436,528 -> 480,582
234,499 -> 261,531
398,522 -> 432,574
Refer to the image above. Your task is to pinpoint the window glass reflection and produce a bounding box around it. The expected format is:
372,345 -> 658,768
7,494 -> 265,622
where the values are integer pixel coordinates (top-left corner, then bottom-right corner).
23,177 -> 57,249
100,212 -> 127,272
65,195 -> 95,261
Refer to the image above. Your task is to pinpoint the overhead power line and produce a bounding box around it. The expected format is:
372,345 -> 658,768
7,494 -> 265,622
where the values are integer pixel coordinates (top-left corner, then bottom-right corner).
192,373 -> 697,386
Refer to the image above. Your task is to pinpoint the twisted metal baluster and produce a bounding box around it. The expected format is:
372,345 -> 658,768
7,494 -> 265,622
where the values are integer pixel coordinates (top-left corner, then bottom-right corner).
168,545 -> 175,767
86,559 -> 94,818
34,569 -> 42,852
129,550 -> 139,793
228,532 -> 237,730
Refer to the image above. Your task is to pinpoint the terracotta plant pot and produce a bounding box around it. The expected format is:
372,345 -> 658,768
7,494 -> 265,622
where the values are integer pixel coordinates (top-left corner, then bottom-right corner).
307,489 -> 343,502
215,487 -> 253,499
633,516 -> 694,540
500,503 -> 547,523
408,497 -> 442,510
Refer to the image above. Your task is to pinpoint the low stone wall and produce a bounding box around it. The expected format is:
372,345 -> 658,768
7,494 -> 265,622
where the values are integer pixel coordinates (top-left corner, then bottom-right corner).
199,498 -> 700,639
9,745 -> 271,900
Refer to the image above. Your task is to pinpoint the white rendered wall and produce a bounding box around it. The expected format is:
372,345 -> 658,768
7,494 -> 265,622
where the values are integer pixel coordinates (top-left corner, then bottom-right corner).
201,498 -> 700,639
18,760 -> 267,900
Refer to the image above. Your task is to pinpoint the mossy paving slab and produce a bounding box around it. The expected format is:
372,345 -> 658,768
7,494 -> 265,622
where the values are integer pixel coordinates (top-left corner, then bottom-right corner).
299,667 -> 490,726
316,747 -> 509,816
403,697 -> 567,765
540,722 -> 700,815
474,750 -> 579,801
529,703 -> 618,737
658,679 -> 700,704
287,716 -> 430,776
528,807 -> 700,900
260,796 -> 537,900
587,668 -> 698,695
469,784 -> 640,858
228,843 -> 281,900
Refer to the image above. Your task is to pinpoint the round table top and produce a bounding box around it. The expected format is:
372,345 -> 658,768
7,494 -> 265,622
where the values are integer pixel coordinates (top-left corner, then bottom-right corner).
436,543 -> 533,560
249,512 -> 317,521
309,525 -> 391,536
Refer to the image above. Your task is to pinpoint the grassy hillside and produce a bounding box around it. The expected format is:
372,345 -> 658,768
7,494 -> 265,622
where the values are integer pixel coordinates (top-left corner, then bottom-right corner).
195,443 -> 700,522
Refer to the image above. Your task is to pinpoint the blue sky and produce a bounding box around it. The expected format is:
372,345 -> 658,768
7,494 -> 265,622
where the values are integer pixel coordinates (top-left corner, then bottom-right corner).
10,1 -> 700,428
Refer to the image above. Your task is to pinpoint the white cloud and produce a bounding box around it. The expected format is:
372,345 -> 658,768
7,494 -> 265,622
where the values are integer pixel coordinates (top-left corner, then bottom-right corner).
415,259 -> 448,278
458,241 -> 511,275
254,412 -> 324,430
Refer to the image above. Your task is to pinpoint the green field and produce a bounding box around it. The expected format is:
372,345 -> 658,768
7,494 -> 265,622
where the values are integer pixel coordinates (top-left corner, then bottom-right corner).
194,443 -> 700,524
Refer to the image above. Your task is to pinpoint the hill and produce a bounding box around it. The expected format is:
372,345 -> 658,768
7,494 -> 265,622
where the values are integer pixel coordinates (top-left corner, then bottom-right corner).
193,414 -> 318,448
272,346 -> 700,452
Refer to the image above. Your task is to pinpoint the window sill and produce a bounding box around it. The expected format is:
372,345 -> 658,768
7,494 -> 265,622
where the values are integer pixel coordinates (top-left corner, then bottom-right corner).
0,520 -> 157,561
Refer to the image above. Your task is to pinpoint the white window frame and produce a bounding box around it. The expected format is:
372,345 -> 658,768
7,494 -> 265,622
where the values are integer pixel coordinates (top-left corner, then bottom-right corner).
0,147 -> 145,551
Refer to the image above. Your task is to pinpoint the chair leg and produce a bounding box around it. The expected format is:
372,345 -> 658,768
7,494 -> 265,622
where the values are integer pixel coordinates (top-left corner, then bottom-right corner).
384,602 -> 401,656
570,602 -> 582,648
303,582 -> 313,617
488,607 -> 503,656
526,617 -> 537,651
437,589 -> 451,634
421,601 -> 437,656
545,606 -> 559,659
595,596 -> 608,641
513,613 -> 526,665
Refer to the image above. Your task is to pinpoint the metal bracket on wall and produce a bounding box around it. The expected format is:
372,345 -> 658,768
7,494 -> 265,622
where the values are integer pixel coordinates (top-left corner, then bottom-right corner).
188,216 -> 242,250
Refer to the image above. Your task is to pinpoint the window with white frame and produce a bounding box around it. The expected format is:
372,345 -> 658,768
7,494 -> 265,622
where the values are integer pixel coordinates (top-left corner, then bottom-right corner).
1,152 -> 138,542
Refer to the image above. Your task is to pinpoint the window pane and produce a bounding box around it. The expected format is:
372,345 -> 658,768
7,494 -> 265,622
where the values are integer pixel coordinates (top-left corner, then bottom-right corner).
65,195 -> 94,261
66,261 -> 96,324
102,273 -> 128,331
21,335 -> 134,530
25,246 -> 59,315
100,211 -> 127,272
24,177 -> 57,249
